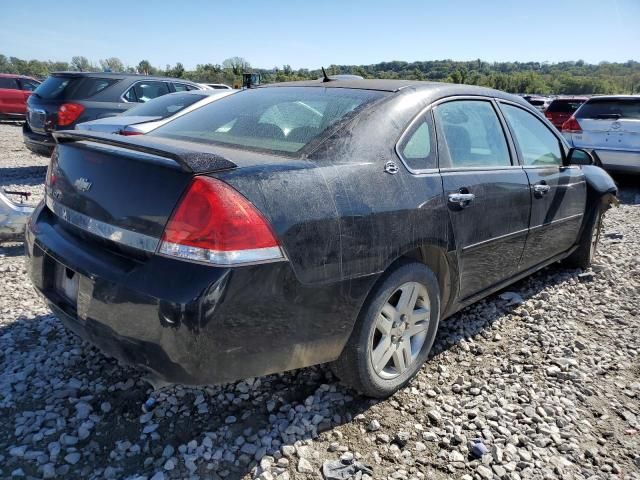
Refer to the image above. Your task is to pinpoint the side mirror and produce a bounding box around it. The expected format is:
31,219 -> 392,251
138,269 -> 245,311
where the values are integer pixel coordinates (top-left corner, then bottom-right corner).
565,148 -> 594,166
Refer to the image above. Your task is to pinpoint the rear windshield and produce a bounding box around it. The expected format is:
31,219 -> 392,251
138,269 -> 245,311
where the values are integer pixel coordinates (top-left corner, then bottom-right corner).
576,98 -> 640,120
546,99 -> 585,113
34,75 -> 119,100
149,87 -> 387,154
527,99 -> 545,106
122,92 -> 206,118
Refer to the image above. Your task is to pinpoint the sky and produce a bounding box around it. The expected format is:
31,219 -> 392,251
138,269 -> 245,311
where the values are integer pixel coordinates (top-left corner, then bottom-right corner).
2,0 -> 639,70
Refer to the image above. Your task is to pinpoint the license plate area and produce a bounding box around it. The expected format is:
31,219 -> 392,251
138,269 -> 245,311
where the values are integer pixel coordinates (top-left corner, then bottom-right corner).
54,263 -> 79,306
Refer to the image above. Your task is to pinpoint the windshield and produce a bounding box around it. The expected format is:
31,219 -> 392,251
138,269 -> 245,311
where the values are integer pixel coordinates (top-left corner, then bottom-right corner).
149,87 -> 387,154
34,75 -> 118,100
576,98 -> 640,120
122,92 -> 207,118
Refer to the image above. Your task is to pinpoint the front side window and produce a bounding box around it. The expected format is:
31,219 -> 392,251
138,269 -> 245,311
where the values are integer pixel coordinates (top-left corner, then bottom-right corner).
398,113 -> 436,171
434,100 -> 511,168
501,104 -> 562,166
124,81 -> 170,103
149,87 -> 386,154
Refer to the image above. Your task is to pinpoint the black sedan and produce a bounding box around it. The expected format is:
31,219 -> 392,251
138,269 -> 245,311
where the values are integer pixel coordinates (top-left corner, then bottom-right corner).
25,80 -> 617,398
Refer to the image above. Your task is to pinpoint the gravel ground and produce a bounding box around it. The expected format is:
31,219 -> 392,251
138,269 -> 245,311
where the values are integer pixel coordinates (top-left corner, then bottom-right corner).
1,121 -> 639,480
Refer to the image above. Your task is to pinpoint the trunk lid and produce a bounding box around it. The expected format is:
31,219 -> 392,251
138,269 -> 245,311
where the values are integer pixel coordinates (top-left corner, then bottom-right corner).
47,132 -> 239,247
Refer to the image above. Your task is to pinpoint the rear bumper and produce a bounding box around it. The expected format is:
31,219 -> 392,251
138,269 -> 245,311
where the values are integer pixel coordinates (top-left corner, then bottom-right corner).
25,202 -> 372,385
593,149 -> 640,174
23,123 -> 55,156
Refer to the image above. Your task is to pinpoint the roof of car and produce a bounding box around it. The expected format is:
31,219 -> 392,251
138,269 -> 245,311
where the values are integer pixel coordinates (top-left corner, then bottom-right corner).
0,73 -> 38,80
50,72 -> 197,83
260,78 -> 528,102
585,95 -> 640,101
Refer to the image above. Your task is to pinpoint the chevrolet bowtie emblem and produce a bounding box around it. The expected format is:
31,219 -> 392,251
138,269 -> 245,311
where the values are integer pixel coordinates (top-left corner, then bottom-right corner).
74,178 -> 92,192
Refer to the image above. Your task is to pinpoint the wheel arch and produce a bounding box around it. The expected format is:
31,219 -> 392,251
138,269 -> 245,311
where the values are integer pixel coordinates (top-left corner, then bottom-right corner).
396,244 -> 458,318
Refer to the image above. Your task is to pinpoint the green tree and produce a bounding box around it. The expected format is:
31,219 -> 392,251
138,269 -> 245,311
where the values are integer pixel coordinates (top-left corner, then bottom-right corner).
71,56 -> 92,72
99,57 -> 124,72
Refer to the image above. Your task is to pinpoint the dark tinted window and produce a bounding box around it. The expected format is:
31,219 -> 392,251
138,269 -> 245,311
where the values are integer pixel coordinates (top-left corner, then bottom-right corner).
124,81 -> 170,103
172,83 -> 191,92
34,76 -> 118,100
546,99 -> 585,113
398,113 -> 436,171
19,79 -> 40,91
434,100 -> 511,168
122,92 -> 206,118
150,87 -> 386,154
501,104 -> 562,166
0,78 -> 19,89
528,99 -> 545,106
576,98 -> 640,120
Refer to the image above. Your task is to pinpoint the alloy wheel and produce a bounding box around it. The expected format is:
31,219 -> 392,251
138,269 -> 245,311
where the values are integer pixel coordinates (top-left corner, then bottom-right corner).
369,281 -> 430,380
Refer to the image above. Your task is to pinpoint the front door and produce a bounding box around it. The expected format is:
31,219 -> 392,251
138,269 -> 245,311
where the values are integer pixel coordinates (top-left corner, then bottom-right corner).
434,99 -> 531,299
498,102 -> 587,270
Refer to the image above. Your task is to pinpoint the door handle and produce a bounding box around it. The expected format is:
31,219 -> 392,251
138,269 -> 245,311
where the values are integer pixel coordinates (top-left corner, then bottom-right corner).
533,183 -> 551,196
448,192 -> 475,208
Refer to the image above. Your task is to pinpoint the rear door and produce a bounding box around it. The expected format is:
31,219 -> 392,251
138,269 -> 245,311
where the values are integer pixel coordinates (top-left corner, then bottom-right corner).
0,77 -> 23,115
574,97 -> 640,152
18,79 -> 40,113
434,98 -> 531,299
498,102 -> 586,269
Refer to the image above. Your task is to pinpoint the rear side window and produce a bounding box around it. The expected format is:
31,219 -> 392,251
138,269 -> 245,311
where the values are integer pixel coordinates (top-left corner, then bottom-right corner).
398,113 -> 436,171
434,100 -> 511,168
34,76 -> 118,100
546,100 -> 585,113
576,98 -> 640,120
173,83 -> 199,92
0,78 -> 19,89
122,92 -> 206,118
124,81 -> 171,103
19,79 -> 40,91
501,104 -> 563,166
149,87 -> 387,154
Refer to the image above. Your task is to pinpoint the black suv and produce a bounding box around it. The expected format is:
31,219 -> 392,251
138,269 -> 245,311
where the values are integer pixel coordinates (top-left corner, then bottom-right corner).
23,72 -> 203,156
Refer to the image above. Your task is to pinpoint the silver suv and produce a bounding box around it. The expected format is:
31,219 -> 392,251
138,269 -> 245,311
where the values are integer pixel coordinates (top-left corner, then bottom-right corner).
562,95 -> 640,174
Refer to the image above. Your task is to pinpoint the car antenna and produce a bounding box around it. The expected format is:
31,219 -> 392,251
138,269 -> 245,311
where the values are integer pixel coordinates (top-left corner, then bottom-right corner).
321,67 -> 331,83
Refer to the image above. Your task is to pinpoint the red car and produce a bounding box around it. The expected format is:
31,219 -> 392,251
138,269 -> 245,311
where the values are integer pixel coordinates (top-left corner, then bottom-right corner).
544,96 -> 588,129
0,74 -> 41,120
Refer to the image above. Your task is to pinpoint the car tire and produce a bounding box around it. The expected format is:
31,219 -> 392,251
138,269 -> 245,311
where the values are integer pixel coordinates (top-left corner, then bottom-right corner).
331,260 -> 440,398
565,206 -> 605,269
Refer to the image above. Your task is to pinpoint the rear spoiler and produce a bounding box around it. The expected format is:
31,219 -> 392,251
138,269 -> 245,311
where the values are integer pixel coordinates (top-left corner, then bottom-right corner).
53,130 -> 237,174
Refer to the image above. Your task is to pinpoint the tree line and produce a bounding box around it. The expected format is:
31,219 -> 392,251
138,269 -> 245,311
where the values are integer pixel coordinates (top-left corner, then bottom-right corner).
1,54 -> 638,94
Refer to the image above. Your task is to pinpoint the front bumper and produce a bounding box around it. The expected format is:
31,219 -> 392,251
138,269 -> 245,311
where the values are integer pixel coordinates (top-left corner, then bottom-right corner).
26,202 -> 372,385
23,123 -> 55,156
0,191 -> 34,242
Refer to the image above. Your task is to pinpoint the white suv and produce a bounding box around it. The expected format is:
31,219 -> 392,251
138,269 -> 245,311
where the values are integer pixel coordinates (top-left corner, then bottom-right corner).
562,95 -> 640,174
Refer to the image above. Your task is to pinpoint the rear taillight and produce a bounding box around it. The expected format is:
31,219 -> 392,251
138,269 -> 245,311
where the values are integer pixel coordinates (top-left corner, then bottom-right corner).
57,103 -> 84,126
159,176 -> 285,266
561,116 -> 582,133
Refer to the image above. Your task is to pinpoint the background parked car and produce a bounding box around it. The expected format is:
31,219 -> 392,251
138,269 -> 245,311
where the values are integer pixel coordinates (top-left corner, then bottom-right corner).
76,89 -> 236,135
200,83 -> 233,90
562,95 -> 640,174
0,74 -> 40,120
522,95 -> 551,112
23,72 -> 203,156
544,96 -> 588,129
